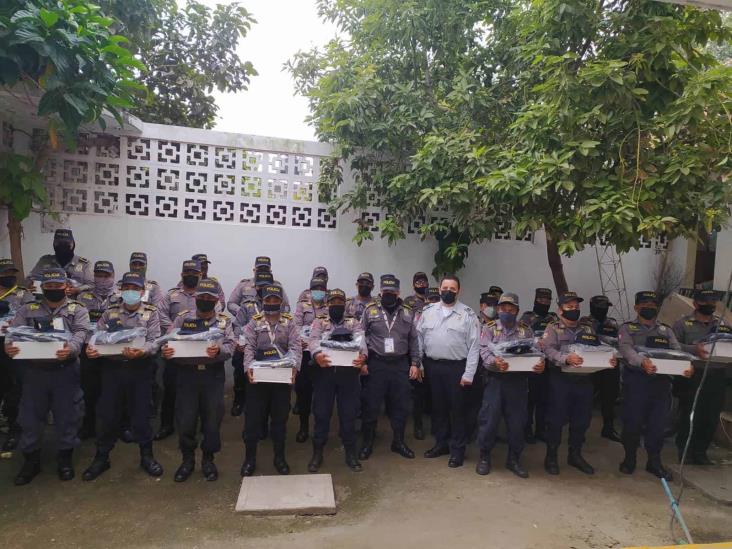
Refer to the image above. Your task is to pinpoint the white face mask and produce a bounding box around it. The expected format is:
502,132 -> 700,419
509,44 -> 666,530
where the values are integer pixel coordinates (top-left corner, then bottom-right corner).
481,305 -> 497,319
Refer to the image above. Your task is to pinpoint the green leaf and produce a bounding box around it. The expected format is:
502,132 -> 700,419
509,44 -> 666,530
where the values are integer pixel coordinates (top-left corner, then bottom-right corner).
38,8 -> 59,28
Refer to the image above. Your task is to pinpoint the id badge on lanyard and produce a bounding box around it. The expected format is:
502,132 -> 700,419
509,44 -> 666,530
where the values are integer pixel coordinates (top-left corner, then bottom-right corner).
265,321 -> 282,357
52,317 -> 65,331
380,307 -> 397,354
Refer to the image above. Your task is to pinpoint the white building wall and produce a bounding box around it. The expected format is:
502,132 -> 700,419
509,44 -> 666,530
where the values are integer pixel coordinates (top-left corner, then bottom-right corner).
714,226 -> 732,292
0,119 -> 677,320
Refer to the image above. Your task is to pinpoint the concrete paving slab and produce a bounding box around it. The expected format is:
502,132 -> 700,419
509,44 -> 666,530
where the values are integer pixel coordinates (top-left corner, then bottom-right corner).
236,474 -> 336,515
669,463 -> 732,505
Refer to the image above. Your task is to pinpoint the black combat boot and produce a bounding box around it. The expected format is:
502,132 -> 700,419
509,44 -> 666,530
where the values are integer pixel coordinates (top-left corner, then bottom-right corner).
476,450 -> 491,476
544,445 -> 559,475
390,431 -> 415,459
174,451 -> 195,482
154,424 -> 174,441
601,420 -> 621,443
240,445 -> 257,477
139,443 -> 163,477
358,423 -> 375,460
201,452 -> 218,481
344,446 -> 362,472
567,446 -> 595,475
506,451 -> 529,479
273,444 -> 290,475
308,444 -> 324,473
14,450 -> 41,486
295,415 -> 309,443
57,449 -> 75,481
413,415 -> 425,441
82,451 -> 111,481
646,454 -> 673,481
619,442 -> 637,475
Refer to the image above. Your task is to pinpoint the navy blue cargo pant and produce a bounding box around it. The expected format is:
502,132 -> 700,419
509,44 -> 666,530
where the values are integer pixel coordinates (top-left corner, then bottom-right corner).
96,358 -> 155,454
424,357 -> 468,455
622,369 -> 671,458
545,369 -> 593,450
313,365 -> 361,451
478,373 -> 528,457
19,361 -> 84,453
362,355 -> 411,438
175,363 -> 225,455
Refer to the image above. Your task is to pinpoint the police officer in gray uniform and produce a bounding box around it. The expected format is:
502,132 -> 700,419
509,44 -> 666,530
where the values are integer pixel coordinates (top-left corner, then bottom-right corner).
308,289 -> 365,473
293,274 -> 329,443
542,291 -> 616,476
357,274 -> 420,460
618,291 -> 691,480
240,284 -> 301,477
28,229 -> 93,296
227,256 -> 291,315
345,272 -> 375,321
191,254 -> 226,309
76,260 -> 119,439
162,278 -> 235,482
0,259 -> 35,451
403,272 -> 429,312
476,293 -> 545,478
155,259 -> 203,441
82,272 -> 163,481
128,252 -> 164,307
673,289 -> 728,465
297,266 -> 329,303
5,268 -> 90,485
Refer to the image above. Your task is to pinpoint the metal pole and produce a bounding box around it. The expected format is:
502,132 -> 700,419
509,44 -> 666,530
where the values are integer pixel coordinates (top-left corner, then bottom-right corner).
662,478 -> 693,545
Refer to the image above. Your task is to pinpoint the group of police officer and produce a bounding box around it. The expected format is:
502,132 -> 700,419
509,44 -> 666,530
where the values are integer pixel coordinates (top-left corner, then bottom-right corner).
0,228 -> 727,486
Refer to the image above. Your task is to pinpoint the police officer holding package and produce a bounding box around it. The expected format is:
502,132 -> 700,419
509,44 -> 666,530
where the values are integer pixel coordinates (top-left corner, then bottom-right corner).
240,284 -> 301,477
82,272 -> 163,481
228,256 -> 291,314
128,252 -> 164,307
417,274 -> 480,468
542,291 -> 616,476
521,288 -> 559,444
673,289 -> 728,465
293,275 -> 328,443
0,259 -> 35,452
155,259 -> 202,441
357,274 -> 420,460
581,295 -> 622,442
162,278 -> 235,482
308,289 -> 365,473
230,270 -> 273,418
76,260 -> 119,440
345,272 -> 375,321
191,254 -> 226,309
5,268 -> 90,485
28,229 -> 94,296
477,293 -> 544,478
618,291 -> 691,480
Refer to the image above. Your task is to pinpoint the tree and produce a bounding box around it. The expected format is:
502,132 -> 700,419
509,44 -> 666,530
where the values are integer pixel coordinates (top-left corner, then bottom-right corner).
290,0 -> 732,292
101,0 -> 257,129
0,0 -> 144,276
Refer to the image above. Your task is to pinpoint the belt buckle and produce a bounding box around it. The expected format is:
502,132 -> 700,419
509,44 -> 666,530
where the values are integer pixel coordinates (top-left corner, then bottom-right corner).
197,364 -> 205,371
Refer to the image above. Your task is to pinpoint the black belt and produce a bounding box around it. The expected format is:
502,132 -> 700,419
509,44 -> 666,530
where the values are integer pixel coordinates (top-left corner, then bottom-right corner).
370,353 -> 409,363
424,357 -> 466,366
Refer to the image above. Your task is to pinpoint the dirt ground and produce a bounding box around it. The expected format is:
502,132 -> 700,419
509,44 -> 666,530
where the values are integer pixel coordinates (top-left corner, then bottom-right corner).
1,388 -> 730,549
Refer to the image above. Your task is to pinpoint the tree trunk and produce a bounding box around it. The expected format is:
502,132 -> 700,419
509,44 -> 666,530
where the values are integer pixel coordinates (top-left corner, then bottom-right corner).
7,208 -> 25,280
545,230 -> 568,295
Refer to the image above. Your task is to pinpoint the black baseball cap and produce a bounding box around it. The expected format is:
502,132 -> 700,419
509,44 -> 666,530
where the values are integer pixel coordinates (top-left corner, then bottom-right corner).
121,272 -> 145,288
558,291 -> 584,305
535,288 -> 553,299
327,288 -> 346,302
357,272 -> 374,284
590,295 -> 613,307
380,274 -> 400,291
94,260 -> 114,274
635,291 -> 658,305
694,289 -> 721,303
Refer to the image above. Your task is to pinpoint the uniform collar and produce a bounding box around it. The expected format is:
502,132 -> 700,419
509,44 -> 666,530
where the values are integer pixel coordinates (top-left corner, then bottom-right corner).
497,319 -> 519,334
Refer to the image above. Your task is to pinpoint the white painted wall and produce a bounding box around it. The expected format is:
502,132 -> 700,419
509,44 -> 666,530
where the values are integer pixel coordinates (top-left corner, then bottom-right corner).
714,226 -> 732,292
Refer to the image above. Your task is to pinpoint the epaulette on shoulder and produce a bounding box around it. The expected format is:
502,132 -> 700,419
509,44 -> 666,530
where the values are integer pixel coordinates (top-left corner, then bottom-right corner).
176,309 -> 190,317
108,303 -> 121,309
252,312 -> 264,320
78,257 -> 89,263
316,313 -> 328,319
462,305 -> 475,315
167,287 -> 178,294
217,312 -> 228,319
281,312 -> 293,320
402,302 -> 412,311
144,303 -> 157,311
67,299 -> 83,306
518,320 -> 530,330
147,280 -> 158,286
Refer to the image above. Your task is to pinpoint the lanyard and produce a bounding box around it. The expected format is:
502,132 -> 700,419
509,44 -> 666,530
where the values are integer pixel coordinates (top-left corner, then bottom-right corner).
0,285 -> 17,301
265,320 -> 278,346
379,306 -> 398,336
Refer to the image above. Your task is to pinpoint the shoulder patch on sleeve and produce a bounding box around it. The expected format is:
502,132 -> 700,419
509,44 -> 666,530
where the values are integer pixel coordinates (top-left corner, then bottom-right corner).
281,312 -> 293,320
78,257 -> 89,263
176,309 -> 190,317
144,304 -> 157,311
252,312 -> 264,320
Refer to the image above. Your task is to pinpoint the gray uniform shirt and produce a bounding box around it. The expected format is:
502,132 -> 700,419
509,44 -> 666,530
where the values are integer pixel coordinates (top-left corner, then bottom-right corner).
618,319 -> 681,372
227,278 -> 291,315
345,295 -> 373,321
0,285 -> 35,317
541,318 -> 595,367
479,320 -> 534,372
416,301 -> 480,381
159,288 -> 198,333
29,254 -> 94,290
309,315 -> 365,357
170,312 -> 236,366
294,298 -> 328,330
9,298 -> 90,358
361,301 -> 420,365
233,299 -> 261,336
96,303 -> 161,357
242,313 -> 302,372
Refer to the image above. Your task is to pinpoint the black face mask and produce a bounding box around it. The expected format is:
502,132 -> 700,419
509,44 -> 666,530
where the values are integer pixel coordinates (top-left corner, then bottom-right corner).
182,275 -> 199,289
196,299 -> 216,313
0,276 -> 17,288
43,288 -> 66,303
130,264 -> 146,275
440,290 -> 457,305
698,304 -> 716,316
638,307 -> 657,320
533,302 -> 550,316
329,305 -> 345,323
263,302 -> 281,314
357,285 -> 372,298
562,309 -> 581,322
53,243 -> 74,265
415,286 -> 427,296
590,305 -> 609,322
381,293 -> 398,310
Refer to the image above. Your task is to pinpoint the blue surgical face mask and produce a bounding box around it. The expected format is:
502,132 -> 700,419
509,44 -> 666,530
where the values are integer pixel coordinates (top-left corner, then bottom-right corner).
121,290 -> 142,306
499,311 -> 516,325
311,290 -> 326,302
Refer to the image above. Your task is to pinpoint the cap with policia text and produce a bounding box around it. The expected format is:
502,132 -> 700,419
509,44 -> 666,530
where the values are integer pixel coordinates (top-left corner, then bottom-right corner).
130,252 -> 147,265
263,284 -> 284,299
254,256 -> 271,270
255,271 -> 274,286
121,272 -> 145,288
192,253 -> 211,264
558,291 -> 584,305
0,259 -> 19,273
181,260 -> 202,273
94,260 -> 114,274
310,276 -> 327,289
635,291 -> 658,305
380,274 -> 400,291
357,272 -> 374,284
694,289 -> 721,303
426,288 -> 440,302
312,266 -> 328,279
195,278 -> 220,297
40,268 -> 67,284
480,292 -> 498,305
327,288 -> 346,302
53,228 -> 74,243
